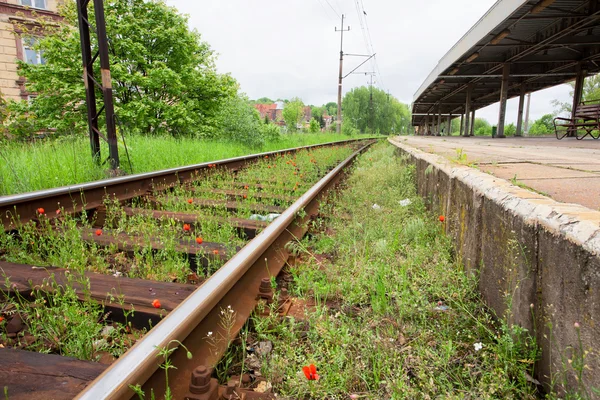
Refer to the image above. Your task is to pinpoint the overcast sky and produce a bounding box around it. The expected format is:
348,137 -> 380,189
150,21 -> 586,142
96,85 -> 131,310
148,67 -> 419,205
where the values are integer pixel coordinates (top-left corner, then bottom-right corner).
165,0 -> 573,124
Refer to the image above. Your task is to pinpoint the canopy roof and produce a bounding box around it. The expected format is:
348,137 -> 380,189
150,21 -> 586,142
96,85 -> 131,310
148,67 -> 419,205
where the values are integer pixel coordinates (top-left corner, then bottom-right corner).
412,0 -> 600,125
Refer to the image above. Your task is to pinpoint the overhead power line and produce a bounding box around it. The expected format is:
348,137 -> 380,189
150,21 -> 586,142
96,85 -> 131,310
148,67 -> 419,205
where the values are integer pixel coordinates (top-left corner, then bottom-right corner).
323,0 -> 342,18
355,0 -> 387,93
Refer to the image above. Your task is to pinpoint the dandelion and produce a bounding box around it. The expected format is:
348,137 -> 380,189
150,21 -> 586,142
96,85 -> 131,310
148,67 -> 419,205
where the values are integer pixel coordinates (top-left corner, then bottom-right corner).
152,299 -> 161,309
195,237 -> 203,245
474,342 -> 483,351
302,364 -> 319,381
439,215 -> 445,222
37,207 -> 45,214
183,224 -> 191,232
95,229 -> 103,236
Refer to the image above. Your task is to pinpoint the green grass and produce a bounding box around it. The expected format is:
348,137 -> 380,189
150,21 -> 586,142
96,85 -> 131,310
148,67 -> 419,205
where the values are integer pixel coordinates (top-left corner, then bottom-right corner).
0,133 -> 372,196
243,142 -> 540,399
0,144 -> 357,361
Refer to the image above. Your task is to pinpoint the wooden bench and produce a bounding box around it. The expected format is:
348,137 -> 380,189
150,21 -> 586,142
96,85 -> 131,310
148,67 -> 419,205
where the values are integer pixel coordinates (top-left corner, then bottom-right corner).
554,100 -> 600,140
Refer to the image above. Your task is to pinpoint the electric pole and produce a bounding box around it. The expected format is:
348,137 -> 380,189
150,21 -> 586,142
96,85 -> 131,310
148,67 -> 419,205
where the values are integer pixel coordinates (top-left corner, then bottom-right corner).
368,73 -> 375,135
335,14 -> 350,133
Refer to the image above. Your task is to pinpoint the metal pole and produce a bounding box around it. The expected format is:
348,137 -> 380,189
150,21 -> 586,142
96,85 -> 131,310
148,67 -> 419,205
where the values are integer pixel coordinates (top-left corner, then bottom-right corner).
524,93 -> 531,135
570,62 -> 585,137
437,106 -> 442,136
93,0 -> 119,169
515,84 -> 525,137
464,84 -> 472,137
496,63 -> 510,138
336,15 -> 349,134
76,0 -> 100,163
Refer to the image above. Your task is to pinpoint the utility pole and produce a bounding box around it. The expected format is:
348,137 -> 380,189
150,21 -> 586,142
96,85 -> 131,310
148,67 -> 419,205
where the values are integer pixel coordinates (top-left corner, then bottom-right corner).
335,14 -> 350,133
524,92 -> 531,135
368,73 -> 375,135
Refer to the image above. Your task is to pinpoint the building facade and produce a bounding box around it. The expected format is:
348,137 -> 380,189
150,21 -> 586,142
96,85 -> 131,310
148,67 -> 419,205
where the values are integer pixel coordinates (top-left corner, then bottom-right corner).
0,0 -> 61,101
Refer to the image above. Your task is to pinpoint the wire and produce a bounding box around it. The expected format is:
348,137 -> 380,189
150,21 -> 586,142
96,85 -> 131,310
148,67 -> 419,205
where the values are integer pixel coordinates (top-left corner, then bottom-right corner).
315,0 -> 340,21
357,0 -> 387,93
323,0 -> 342,18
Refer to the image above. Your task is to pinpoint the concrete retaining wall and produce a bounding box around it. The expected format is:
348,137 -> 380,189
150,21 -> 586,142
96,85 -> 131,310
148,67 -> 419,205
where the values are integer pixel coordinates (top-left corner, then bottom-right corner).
389,137 -> 600,394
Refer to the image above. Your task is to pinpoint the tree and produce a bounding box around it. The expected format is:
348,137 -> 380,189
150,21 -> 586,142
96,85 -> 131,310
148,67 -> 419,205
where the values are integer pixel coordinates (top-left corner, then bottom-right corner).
528,114 -> 554,136
473,118 -> 492,136
10,0 -> 237,139
311,105 -> 325,128
325,102 -> 337,117
553,72 -> 600,115
282,97 -> 304,132
254,97 -> 274,104
308,118 -> 320,133
342,86 -> 410,135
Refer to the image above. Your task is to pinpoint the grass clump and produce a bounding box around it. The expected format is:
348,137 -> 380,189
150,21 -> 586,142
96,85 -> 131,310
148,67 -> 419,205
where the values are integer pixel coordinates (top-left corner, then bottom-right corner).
0,133 -> 371,196
251,143 -> 539,398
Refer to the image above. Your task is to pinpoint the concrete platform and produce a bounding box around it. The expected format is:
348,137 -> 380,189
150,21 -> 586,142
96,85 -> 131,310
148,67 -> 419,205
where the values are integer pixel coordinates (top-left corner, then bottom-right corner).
394,136 -> 600,210
388,136 -> 600,393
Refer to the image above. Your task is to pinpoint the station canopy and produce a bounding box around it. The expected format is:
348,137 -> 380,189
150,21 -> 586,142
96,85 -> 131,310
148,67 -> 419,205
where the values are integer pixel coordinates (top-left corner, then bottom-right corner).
412,0 -> 600,125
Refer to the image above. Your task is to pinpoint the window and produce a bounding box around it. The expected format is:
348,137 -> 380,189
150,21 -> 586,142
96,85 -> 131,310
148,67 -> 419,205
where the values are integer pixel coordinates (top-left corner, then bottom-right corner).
23,37 -> 46,65
19,0 -> 47,10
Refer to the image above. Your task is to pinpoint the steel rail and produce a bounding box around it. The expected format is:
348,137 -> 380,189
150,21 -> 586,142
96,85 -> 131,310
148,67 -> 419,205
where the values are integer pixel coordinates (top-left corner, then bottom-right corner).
0,138 -> 374,231
75,140 -> 375,400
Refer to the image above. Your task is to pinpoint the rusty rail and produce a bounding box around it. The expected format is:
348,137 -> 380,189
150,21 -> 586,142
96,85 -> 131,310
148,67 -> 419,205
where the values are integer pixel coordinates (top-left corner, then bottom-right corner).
0,138 -> 373,231
74,140 -> 374,399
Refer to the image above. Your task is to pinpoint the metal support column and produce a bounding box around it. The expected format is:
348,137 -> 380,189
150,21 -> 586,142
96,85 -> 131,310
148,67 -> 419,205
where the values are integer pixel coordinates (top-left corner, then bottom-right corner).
76,0 -> 120,169
470,109 -> 476,136
464,84 -> 472,137
570,62 -> 585,137
516,84 -> 525,137
496,63 -> 510,138
437,107 -> 442,136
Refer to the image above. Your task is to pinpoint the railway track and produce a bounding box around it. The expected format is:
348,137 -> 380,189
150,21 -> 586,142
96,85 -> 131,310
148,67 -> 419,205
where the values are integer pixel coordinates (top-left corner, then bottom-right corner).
0,138 -> 375,399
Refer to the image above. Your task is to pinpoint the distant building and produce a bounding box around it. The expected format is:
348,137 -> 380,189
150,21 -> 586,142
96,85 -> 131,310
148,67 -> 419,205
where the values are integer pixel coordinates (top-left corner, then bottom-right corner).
0,0 -> 62,101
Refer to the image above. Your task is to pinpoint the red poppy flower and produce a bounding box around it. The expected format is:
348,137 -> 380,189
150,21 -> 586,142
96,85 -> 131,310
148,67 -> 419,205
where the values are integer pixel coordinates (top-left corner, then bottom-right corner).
244,185 -> 249,190
439,215 -> 445,222
95,229 -> 102,236
183,224 -> 191,231
265,155 -> 269,159
243,194 -> 247,199
213,249 -> 219,255
152,299 -> 161,309
37,207 -> 45,214
195,237 -> 203,244
0,316 -> 4,323
187,198 -> 193,204
302,364 -> 319,381
56,209 -> 61,215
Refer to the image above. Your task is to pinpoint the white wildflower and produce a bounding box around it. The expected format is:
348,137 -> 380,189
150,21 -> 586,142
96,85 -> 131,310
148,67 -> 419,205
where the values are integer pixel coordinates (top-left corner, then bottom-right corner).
207,331 -> 213,337
474,342 -> 483,351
